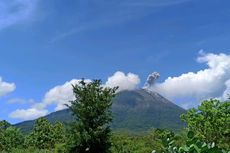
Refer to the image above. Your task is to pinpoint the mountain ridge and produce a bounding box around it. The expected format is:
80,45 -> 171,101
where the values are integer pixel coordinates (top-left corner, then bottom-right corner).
15,89 -> 186,133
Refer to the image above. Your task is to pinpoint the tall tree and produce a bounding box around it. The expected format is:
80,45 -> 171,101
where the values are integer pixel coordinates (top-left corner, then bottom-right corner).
68,79 -> 118,153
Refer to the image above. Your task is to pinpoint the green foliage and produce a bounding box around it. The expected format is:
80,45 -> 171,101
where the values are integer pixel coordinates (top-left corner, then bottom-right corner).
25,118 -> 66,150
149,129 -> 188,153
162,130 -> 228,153
2,116 -> 66,152
54,143 -> 67,153
68,79 -> 118,153
25,118 -> 54,149
52,121 -> 66,144
0,121 -> 10,131
181,99 -> 230,149
153,99 -> 230,153
0,126 -> 24,152
111,131 -> 165,153
0,148 -> 53,153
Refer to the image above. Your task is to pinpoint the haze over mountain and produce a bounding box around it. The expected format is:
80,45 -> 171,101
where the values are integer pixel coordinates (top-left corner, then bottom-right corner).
15,88 -> 186,133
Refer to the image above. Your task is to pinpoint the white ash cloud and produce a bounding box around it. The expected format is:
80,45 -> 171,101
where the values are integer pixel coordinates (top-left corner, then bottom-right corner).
143,72 -> 160,89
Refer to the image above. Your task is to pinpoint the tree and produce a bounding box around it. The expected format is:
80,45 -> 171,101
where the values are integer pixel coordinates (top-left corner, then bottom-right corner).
26,118 -> 54,149
68,79 -> 118,153
25,118 -> 67,150
0,126 -> 24,152
0,120 -> 11,130
181,99 -> 230,149
52,121 -> 66,144
51,121 -> 68,153
0,120 -> 10,150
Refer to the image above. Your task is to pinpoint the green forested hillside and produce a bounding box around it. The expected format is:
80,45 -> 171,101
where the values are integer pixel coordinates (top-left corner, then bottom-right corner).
15,89 -> 186,133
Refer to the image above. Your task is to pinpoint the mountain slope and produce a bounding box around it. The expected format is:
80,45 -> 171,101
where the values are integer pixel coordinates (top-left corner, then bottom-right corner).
111,89 -> 186,131
15,89 -> 186,133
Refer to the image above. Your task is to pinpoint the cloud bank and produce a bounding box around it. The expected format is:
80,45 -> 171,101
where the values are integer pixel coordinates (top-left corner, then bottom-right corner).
0,77 -> 16,97
10,71 -> 140,120
149,52 -> 230,107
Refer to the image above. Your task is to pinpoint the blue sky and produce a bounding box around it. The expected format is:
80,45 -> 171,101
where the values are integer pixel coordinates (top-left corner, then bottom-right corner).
0,0 -> 230,123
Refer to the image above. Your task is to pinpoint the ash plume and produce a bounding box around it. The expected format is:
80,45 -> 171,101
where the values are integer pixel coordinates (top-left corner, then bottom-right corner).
144,72 -> 160,89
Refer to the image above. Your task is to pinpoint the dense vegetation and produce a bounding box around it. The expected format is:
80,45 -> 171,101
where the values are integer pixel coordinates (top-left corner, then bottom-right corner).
0,80 -> 229,152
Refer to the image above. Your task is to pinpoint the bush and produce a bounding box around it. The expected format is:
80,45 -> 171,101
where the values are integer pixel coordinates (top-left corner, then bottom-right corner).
181,99 -> 230,150
0,127 -> 24,152
162,131 -> 229,153
111,131 -> 165,153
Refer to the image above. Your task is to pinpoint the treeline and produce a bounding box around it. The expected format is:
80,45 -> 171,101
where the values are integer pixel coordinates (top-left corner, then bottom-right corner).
0,118 -> 66,152
0,118 -> 185,153
0,80 -> 229,153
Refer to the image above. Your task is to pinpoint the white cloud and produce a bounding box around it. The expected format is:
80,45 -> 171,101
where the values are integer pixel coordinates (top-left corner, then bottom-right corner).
149,52 -> 230,107
9,108 -> 48,120
105,71 -> 140,92
0,0 -> 39,30
43,72 -> 140,112
9,79 -> 91,120
43,79 -> 91,111
0,77 -> 16,97
222,79 -> 230,100
10,71 -> 141,120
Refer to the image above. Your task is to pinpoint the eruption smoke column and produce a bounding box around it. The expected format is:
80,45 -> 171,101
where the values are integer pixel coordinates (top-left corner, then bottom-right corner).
144,72 -> 160,89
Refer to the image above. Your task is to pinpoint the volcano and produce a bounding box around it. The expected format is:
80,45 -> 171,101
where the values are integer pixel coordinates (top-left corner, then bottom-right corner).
15,89 -> 186,133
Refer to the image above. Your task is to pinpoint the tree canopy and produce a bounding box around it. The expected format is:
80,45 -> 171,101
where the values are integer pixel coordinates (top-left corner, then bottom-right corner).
68,79 -> 118,153
181,99 -> 230,149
